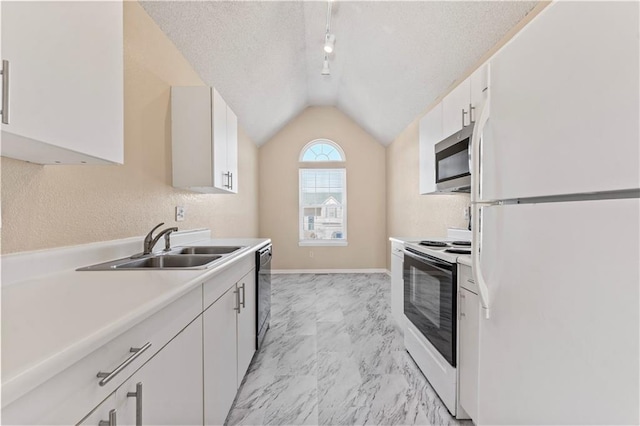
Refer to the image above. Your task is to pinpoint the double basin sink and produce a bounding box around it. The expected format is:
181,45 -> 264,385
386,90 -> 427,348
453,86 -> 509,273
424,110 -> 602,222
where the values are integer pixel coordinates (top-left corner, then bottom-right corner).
78,246 -> 245,271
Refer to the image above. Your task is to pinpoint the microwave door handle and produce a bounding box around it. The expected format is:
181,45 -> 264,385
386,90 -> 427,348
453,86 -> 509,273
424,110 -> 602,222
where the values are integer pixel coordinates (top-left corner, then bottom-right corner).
470,88 -> 492,320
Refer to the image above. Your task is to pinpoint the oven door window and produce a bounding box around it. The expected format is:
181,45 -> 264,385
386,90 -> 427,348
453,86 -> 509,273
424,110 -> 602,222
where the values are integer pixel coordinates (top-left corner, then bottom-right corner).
404,253 -> 456,366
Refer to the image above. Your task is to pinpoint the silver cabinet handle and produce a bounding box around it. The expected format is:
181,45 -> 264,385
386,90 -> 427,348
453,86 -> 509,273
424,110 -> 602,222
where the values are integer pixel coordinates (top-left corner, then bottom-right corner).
469,103 -> 476,123
461,108 -> 468,128
233,287 -> 241,312
1,60 -> 9,124
97,342 -> 152,386
127,382 -> 143,426
99,409 -> 117,426
240,283 -> 246,309
230,172 -> 233,190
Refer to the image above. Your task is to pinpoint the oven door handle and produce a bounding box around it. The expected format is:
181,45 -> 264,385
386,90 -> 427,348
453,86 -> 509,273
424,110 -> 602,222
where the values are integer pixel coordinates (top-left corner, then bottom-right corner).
403,249 -> 453,272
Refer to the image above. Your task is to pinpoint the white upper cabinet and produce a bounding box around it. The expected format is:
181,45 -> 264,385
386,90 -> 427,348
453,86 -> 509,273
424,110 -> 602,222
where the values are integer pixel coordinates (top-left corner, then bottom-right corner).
0,1 -> 123,165
483,1 -> 640,200
172,86 -> 239,194
442,79 -> 471,138
441,64 -> 489,140
418,103 -> 443,194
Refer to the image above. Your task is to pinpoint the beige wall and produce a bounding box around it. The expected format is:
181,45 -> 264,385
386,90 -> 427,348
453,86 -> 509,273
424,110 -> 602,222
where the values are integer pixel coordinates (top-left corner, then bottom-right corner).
0,2 -> 259,254
259,106 -> 386,270
385,118 -> 470,268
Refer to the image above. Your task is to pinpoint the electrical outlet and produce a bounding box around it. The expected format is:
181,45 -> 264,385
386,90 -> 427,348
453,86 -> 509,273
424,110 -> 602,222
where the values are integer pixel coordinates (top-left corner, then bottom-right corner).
175,206 -> 185,222
463,207 -> 470,221
309,251 -> 314,258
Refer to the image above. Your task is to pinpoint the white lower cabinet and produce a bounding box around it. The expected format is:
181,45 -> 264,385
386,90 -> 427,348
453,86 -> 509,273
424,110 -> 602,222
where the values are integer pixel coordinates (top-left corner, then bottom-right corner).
458,264 -> 479,421
204,268 -> 257,425
237,272 -> 257,384
3,257 -> 257,426
390,240 -> 405,328
204,286 -> 239,425
115,317 -> 204,426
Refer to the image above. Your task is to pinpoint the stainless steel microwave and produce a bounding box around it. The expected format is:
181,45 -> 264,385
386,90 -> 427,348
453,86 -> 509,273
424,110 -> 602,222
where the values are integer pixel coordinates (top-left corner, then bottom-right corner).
434,123 -> 474,192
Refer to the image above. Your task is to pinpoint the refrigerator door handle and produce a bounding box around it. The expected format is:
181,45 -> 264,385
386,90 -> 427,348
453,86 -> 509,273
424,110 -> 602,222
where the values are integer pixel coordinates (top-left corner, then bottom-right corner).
470,89 -> 492,319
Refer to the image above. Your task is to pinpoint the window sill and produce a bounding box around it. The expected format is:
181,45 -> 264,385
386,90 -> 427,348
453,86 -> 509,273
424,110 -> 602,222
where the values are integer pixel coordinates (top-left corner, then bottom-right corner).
299,240 -> 348,247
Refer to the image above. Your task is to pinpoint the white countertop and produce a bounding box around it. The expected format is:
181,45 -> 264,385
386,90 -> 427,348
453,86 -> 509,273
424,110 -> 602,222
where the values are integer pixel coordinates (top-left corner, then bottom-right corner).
1,235 -> 270,406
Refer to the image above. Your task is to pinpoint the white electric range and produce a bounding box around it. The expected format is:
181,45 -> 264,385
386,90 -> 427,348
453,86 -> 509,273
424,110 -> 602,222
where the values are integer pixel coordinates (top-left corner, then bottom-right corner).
402,231 -> 471,418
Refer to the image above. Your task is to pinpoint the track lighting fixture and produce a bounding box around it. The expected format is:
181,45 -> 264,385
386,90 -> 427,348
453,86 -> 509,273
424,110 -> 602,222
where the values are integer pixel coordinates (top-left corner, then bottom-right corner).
321,0 -> 335,75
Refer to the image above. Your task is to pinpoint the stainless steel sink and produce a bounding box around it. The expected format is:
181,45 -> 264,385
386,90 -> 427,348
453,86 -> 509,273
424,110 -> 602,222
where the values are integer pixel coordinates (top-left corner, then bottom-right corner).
113,255 -> 222,269
77,254 -> 224,271
174,246 -> 244,255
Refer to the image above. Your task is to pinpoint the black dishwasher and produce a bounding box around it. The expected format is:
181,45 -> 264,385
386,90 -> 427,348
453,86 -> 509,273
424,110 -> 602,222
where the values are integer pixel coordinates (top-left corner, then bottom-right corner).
256,244 -> 272,349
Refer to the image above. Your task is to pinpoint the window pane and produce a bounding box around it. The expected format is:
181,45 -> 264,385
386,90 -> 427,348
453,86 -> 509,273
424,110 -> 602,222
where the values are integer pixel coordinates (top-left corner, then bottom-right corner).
300,168 -> 346,242
300,140 -> 345,162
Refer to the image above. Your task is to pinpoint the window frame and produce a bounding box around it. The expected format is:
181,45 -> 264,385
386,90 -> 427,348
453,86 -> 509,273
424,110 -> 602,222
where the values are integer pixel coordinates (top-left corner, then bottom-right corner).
298,139 -> 349,247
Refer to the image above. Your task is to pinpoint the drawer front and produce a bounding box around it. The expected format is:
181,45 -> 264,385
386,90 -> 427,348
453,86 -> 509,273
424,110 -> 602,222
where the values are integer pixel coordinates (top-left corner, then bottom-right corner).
391,241 -> 404,258
2,287 -> 202,425
458,264 -> 477,294
203,255 -> 253,309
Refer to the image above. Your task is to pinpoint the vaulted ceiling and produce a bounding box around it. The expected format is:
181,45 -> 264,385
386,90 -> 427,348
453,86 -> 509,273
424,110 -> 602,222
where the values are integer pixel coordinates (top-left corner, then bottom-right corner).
141,1 -> 539,146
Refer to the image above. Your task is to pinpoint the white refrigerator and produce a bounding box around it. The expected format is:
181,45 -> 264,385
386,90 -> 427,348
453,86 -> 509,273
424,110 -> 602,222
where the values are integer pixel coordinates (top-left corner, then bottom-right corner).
471,2 -> 639,424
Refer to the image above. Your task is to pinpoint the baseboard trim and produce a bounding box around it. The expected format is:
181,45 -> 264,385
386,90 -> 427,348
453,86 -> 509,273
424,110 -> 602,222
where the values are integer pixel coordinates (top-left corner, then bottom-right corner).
272,269 -> 388,274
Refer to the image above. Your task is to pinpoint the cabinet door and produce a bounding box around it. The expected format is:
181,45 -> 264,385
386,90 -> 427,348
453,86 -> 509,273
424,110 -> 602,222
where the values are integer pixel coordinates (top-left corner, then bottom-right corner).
237,270 -> 257,384
442,78 -> 470,138
469,63 -> 488,122
458,287 -> 479,421
78,393 -> 117,425
204,285 -> 239,425
226,105 -> 239,194
116,317 -> 204,426
418,103 -> 442,194
1,1 -> 123,165
171,86 -> 214,189
390,251 -> 404,327
212,87 -> 229,192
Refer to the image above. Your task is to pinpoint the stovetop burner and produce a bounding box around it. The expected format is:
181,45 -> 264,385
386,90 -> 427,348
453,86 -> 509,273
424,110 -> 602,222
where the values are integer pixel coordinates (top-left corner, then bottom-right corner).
452,241 -> 472,247
445,248 -> 471,254
419,240 -> 448,247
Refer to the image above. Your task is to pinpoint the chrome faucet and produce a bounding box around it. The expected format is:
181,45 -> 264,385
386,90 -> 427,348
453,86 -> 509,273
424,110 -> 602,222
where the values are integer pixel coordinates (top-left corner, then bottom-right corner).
142,223 -> 178,255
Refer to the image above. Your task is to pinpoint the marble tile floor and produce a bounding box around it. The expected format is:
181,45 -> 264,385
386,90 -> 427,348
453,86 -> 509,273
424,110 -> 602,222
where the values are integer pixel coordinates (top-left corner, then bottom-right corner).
225,273 -> 470,426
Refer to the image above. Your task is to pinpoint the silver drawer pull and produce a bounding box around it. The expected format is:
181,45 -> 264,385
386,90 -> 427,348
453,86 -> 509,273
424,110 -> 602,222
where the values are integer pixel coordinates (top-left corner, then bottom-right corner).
99,409 -> 117,426
97,342 -> 152,386
1,60 -> 8,124
233,288 -> 241,312
127,382 -> 143,426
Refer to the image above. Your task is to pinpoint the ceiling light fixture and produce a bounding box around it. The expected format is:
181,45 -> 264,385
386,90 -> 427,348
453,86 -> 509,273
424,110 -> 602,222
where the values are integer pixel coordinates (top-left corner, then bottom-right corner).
321,0 -> 335,75
321,55 -> 331,75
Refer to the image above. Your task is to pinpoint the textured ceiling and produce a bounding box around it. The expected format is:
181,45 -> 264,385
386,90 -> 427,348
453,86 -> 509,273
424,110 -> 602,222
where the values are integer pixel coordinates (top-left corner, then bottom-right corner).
141,1 -> 539,146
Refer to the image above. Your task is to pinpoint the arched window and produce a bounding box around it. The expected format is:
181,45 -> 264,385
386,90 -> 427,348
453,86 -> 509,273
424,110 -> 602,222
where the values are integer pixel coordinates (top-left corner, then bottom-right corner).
298,139 -> 347,246
299,139 -> 346,162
